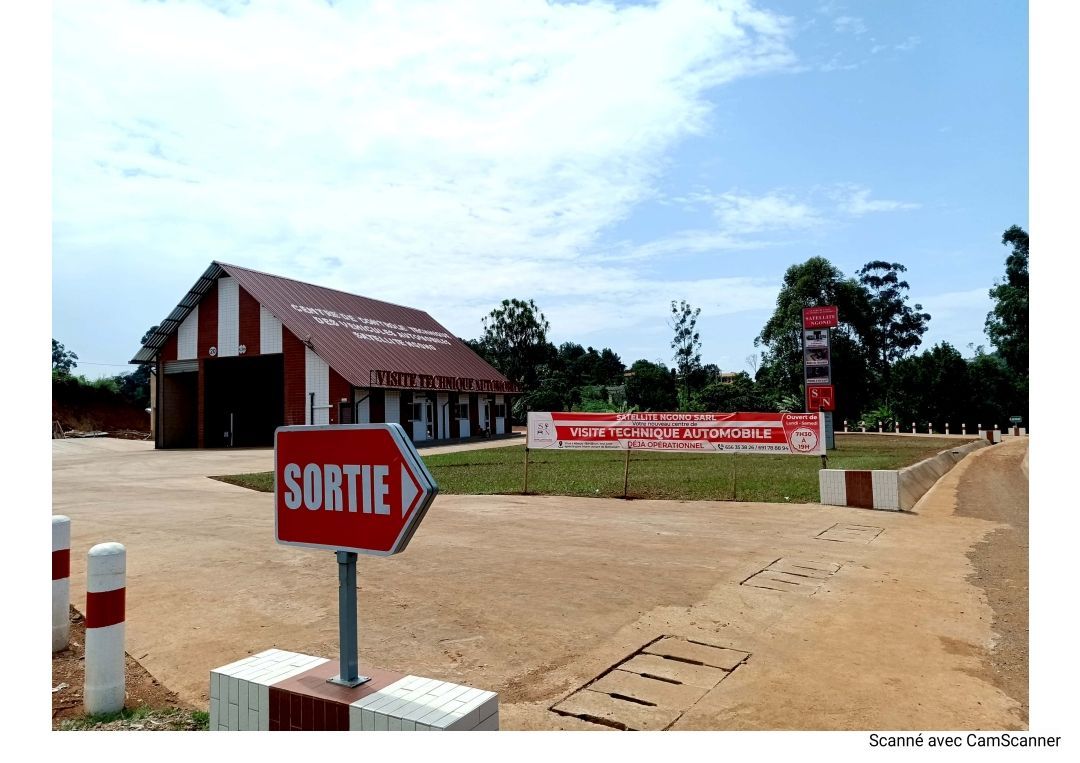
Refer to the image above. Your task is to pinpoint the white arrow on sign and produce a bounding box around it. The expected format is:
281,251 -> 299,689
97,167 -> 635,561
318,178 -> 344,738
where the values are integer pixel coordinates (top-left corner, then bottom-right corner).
401,465 -> 420,517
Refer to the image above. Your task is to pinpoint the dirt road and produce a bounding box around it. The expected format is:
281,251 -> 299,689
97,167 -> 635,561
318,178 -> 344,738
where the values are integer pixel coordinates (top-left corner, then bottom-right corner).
51,437 -> 1028,730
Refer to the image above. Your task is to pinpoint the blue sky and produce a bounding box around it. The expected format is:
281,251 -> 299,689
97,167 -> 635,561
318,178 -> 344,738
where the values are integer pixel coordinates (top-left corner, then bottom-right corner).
50,0 -> 1028,378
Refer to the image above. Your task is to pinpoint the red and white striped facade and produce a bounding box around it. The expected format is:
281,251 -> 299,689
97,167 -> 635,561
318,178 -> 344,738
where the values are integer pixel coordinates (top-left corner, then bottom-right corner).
137,263 -> 516,448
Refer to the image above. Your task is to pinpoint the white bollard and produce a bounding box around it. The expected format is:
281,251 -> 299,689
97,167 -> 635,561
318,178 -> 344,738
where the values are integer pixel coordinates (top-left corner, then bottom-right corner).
843,420 -> 848,432
962,423 -> 967,435
877,421 -> 883,433
861,422 -> 866,433
895,423 -> 900,433
945,423 -> 950,435
911,422 -> 916,434
85,543 -> 126,715
53,516 -> 71,653
929,424 -> 934,435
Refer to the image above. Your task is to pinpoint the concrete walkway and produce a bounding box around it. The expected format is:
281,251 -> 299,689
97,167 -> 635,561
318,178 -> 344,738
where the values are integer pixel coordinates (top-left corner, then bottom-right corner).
51,436 -> 1028,730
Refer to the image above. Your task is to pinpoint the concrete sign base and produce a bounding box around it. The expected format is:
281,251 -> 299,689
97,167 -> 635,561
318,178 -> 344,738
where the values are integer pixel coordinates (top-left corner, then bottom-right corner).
210,649 -> 498,731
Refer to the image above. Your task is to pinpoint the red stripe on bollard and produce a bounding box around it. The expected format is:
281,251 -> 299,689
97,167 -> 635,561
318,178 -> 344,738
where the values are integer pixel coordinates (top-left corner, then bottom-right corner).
86,588 -> 126,629
52,549 -> 70,580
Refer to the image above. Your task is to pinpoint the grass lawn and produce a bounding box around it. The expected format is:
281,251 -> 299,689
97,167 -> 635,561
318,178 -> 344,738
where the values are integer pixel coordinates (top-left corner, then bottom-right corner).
212,434 -> 971,504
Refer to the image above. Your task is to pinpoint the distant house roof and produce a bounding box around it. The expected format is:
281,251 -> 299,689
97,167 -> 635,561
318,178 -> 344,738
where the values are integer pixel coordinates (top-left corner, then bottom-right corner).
132,261 -> 515,392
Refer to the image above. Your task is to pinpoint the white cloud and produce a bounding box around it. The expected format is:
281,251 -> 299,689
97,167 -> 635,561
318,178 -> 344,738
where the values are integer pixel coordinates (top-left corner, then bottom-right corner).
712,191 -> 823,231
833,185 -> 920,215
871,35 -> 921,54
917,287 -> 994,355
833,15 -> 867,36
52,0 -> 798,353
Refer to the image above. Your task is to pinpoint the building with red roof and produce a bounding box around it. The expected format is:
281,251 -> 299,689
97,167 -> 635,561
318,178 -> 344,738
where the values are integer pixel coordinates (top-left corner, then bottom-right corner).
132,262 -> 516,448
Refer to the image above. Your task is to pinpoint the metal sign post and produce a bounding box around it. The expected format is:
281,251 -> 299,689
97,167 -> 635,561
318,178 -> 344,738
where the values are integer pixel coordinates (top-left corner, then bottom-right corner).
329,551 -> 369,687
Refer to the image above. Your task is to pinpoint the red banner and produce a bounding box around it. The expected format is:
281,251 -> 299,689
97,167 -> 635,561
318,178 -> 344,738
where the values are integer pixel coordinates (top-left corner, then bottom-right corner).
527,412 -> 824,455
802,306 -> 838,329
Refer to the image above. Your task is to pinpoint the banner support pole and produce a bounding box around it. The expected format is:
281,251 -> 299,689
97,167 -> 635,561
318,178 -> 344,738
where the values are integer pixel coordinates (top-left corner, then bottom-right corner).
732,451 -> 738,501
523,447 -> 529,495
623,446 -> 631,499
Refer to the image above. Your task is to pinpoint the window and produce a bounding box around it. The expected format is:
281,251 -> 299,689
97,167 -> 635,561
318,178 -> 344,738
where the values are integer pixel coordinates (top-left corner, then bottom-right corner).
457,403 -> 469,419
412,402 -> 424,421
495,404 -> 506,418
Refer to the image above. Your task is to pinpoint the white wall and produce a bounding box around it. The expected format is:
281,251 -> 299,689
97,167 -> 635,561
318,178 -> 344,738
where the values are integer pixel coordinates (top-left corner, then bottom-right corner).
260,306 -> 282,353
177,305 -> 198,360
385,391 -> 401,427
217,276 -> 239,356
495,394 -> 505,435
305,348 -> 329,425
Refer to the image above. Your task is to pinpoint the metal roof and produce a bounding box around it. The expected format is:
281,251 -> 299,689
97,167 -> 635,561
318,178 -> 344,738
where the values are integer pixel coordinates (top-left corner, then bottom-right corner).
131,261 -> 514,391
131,262 -> 225,364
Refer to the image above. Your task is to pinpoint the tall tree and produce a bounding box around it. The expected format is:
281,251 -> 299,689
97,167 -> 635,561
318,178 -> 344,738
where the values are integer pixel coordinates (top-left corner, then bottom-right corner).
113,325 -> 159,408
625,359 -> 678,411
52,339 -> 78,375
669,300 -> 702,401
985,225 -> 1029,376
857,261 -> 931,392
890,342 -> 970,427
755,257 -> 875,421
479,298 -> 551,390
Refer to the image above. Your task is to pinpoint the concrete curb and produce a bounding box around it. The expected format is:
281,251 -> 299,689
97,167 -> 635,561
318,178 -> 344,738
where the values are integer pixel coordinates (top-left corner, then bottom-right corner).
819,440 -> 992,512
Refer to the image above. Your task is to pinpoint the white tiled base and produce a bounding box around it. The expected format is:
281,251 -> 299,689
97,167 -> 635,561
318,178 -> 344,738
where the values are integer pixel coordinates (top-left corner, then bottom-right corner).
210,649 -> 328,731
210,649 -> 499,731
349,674 -> 499,730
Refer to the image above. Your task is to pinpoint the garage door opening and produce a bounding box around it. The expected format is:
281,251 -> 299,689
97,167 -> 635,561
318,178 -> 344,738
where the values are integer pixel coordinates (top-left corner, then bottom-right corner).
160,370 -> 198,448
203,354 -> 284,448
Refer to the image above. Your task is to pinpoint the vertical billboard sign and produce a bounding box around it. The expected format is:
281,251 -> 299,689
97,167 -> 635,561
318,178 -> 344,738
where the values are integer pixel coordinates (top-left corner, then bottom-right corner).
803,307 -> 838,450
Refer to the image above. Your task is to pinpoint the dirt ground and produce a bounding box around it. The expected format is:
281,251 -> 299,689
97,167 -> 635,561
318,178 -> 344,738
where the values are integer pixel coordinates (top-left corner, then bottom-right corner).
952,442 -> 1029,723
51,436 -> 1029,730
52,606 -> 196,729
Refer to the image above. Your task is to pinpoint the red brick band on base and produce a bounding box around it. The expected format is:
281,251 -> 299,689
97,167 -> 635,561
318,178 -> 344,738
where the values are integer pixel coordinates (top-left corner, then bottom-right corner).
268,662 -> 405,731
844,470 -> 874,509
52,549 -> 70,581
85,588 -> 126,628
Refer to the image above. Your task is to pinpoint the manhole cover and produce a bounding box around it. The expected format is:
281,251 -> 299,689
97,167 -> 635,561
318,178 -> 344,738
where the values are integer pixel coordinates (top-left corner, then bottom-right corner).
815,523 -> 883,544
741,557 -> 841,594
550,636 -> 749,730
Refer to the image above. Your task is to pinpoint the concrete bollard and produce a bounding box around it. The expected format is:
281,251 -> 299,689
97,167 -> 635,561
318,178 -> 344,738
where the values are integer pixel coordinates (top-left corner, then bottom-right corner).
945,423 -> 950,435
895,423 -> 900,433
929,424 -> 933,435
861,423 -> 866,433
53,516 -> 71,653
962,423 -> 967,435
85,543 -> 126,715
911,422 -> 916,434
843,420 -> 848,432
877,421 -> 882,433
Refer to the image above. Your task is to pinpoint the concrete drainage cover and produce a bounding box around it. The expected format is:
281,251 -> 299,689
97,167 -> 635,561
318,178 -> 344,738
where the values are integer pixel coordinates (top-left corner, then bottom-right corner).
815,522 -> 883,544
741,558 -> 841,594
550,636 -> 750,730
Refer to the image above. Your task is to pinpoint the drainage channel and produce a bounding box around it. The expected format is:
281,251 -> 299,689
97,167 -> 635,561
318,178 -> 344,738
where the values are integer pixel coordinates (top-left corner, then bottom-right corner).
550,636 -> 750,731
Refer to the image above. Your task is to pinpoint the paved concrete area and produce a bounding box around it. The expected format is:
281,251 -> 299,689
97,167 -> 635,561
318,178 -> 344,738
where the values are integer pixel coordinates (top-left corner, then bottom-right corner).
51,436 -> 1028,730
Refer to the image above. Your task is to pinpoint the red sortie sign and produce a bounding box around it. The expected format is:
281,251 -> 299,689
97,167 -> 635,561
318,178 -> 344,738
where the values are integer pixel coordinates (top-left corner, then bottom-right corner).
802,306 -> 839,329
274,424 -> 438,556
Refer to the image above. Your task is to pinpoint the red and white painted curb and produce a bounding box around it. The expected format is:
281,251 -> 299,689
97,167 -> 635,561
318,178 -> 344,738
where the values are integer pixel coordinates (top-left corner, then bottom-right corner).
52,516 -> 71,653
85,542 -> 126,715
